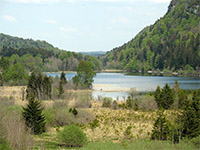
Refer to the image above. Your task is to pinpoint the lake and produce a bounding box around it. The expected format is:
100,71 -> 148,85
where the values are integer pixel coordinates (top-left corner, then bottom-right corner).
46,72 -> 200,100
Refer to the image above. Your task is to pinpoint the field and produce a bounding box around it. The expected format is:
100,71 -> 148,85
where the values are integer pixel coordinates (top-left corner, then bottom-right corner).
0,86 -> 198,150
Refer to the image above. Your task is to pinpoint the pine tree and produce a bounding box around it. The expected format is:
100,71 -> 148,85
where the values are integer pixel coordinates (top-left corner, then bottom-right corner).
26,72 -> 52,100
60,71 -> 67,85
179,90 -> 200,138
151,111 -> 171,141
58,80 -> 64,98
155,84 -> 174,109
22,95 -> 46,134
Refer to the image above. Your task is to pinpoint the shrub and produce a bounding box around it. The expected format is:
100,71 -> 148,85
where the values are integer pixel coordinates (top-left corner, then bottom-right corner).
137,95 -> 157,110
126,96 -> 134,109
74,91 -> 92,108
112,100 -> 118,110
89,118 -> 100,130
190,135 -> 200,149
58,124 -> 87,147
46,106 -> 94,127
0,110 -> 33,150
102,97 -> 112,108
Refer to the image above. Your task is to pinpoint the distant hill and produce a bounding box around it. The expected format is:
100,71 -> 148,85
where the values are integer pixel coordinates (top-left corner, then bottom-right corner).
80,51 -> 107,57
0,33 -> 59,53
0,33 -> 101,72
102,0 -> 200,74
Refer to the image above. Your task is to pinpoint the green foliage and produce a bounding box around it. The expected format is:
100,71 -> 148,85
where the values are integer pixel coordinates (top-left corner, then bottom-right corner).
126,96 -> 134,109
154,84 -> 175,109
124,126 -> 132,139
58,80 -> 64,98
26,72 -> 52,100
151,111 -> 172,141
0,34 -> 102,73
89,118 -> 100,130
3,63 -> 28,85
58,124 -> 87,147
72,108 -> 78,116
179,90 -> 200,139
190,135 -> 200,149
60,71 -> 67,84
73,61 -> 96,89
22,96 -> 46,135
102,97 -> 112,108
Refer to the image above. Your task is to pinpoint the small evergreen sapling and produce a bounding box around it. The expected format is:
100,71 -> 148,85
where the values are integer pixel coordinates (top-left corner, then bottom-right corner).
22,96 -> 46,134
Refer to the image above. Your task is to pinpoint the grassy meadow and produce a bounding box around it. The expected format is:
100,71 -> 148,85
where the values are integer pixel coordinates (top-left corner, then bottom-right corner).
0,86 -> 199,150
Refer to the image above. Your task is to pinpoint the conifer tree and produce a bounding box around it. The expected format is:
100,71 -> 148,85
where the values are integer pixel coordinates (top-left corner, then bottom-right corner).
151,111 -> 171,141
58,80 -> 64,98
22,95 -> 46,134
179,90 -> 200,138
26,72 -> 52,100
155,84 -> 174,109
60,71 -> 67,85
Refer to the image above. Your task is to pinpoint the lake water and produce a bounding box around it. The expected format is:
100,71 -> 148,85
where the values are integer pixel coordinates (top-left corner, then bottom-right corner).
46,73 -> 200,100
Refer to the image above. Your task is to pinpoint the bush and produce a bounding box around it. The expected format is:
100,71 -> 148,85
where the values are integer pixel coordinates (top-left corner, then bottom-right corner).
137,95 -> 157,110
102,97 -> 112,108
190,135 -> 200,148
58,124 -> 87,147
0,110 -> 33,150
45,106 -> 94,127
112,100 -> 118,110
74,91 -> 92,108
126,96 -> 134,109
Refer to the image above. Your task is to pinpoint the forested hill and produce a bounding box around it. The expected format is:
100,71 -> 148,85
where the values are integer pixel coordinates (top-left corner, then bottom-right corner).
0,33 -> 59,53
0,33 -> 101,72
101,0 -> 200,74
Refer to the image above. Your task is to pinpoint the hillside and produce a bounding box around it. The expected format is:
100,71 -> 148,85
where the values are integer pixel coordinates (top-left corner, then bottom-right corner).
0,33 -> 60,53
0,33 -> 101,72
102,0 -> 200,74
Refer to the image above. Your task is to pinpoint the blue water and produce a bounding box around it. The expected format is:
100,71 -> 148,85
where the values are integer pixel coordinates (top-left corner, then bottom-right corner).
46,72 -> 200,100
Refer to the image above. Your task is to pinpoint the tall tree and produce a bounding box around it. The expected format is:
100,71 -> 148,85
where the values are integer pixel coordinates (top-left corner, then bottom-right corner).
73,61 -> 96,89
179,90 -> 200,139
155,84 -> 174,109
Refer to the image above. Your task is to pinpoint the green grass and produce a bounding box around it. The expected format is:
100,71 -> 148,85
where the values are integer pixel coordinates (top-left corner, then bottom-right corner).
81,140 -> 197,150
33,139 -> 197,150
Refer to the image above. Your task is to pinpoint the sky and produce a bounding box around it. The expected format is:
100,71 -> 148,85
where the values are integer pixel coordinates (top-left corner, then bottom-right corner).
0,0 -> 171,52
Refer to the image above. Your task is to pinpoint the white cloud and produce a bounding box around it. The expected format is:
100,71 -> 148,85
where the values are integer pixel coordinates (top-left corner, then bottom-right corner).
2,15 -> 17,22
59,26 -> 77,32
112,17 -> 131,24
47,19 -> 57,24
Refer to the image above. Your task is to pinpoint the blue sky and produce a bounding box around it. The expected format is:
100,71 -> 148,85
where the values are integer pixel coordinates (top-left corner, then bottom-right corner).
0,0 -> 171,52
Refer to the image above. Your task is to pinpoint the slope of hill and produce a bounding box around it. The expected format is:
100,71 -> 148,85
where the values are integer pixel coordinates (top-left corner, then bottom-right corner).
0,33 -> 59,53
102,0 -> 200,74
0,33 -> 101,72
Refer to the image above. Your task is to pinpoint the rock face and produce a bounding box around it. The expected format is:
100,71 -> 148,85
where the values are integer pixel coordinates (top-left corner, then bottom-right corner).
102,0 -> 200,72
